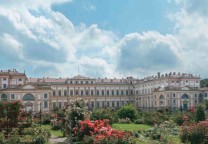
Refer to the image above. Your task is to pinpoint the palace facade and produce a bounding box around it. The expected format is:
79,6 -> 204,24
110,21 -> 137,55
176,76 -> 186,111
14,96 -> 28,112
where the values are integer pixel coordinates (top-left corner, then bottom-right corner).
0,69 -> 208,113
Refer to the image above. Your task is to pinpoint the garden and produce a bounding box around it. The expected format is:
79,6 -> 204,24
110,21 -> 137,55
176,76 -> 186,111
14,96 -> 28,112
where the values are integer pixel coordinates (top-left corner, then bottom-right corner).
0,99 -> 208,144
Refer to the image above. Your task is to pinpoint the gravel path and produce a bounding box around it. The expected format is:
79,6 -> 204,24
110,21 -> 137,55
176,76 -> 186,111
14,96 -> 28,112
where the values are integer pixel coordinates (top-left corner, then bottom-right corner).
49,135 -> 67,144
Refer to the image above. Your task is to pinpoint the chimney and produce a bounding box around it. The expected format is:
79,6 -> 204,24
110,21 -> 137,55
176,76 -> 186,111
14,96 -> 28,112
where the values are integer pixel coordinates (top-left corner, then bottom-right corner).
157,72 -> 160,78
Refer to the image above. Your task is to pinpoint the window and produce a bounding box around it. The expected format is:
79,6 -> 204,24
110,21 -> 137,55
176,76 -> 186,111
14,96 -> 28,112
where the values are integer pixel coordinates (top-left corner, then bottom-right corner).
53,102 -> 56,108
75,81 -> 78,84
70,81 -> 73,84
44,93 -> 48,99
121,90 -> 124,95
64,90 -> 67,96
91,101 -> 94,108
117,101 -> 120,107
96,101 -> 99,107
58,102 -> 62,108
81,90 -> 83,95
91,81 -> 93,84
112,101 -> 115,107
102,101 -> 105,107
107,101 -> 109,107
173,100 -> 176,105
11,94 -> 15,99
205,93 -> 207,97
196,81 -> 198,83
81,81 -> 83,84
97,90 -> 99,95
3,78 -> 6,81
19,78 -> 22,81
91,90 -> 94,95
86,81 -> 88,84
75,90 -> 79,95
70,90 -> 73,96
3,84 -> 7,89
112,90 -> 114,95
126,90 -> 128,95
86,90 -> 89,95
116,90 -> 119,95
195,94 -> 197,97
173,93 -> 175,97
53,91 -> 56,96
102,90 -> 104,95
58,90 -> 61,96
107,90 -> 109,95
44,101 -> 48,108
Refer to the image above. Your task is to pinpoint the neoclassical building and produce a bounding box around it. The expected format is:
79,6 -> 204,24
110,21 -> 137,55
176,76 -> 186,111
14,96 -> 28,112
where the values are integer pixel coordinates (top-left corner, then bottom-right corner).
0,69 -> 207,113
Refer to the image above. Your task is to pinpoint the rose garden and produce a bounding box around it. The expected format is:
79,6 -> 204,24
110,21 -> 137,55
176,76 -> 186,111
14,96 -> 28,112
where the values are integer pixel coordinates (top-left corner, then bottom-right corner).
0,99 -> 208,144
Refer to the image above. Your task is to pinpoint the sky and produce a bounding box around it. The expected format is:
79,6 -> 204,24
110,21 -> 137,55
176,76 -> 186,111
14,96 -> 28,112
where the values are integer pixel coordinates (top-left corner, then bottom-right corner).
0,0 -> 208,78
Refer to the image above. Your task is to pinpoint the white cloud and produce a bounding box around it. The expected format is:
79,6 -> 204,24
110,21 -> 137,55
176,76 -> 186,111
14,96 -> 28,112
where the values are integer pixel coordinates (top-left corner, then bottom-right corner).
115,31 -> 181,77
0,0 -> 208,78
169,0 -> 208,77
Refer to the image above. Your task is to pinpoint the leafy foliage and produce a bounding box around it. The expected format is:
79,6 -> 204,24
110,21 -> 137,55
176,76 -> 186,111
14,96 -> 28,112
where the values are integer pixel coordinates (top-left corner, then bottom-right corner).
91,108 -> 118,124
117,104 -> 138,121
196,105 -> 205,122
180,120 -> 208,144
64,98 -> 88,139
200,79 -> 208,87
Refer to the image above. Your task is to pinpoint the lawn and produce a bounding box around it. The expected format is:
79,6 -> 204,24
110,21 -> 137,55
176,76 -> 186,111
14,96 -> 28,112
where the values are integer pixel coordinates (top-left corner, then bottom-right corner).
41,124 -> 63,137
112,123 -> 151,132
112,123 -> 181,144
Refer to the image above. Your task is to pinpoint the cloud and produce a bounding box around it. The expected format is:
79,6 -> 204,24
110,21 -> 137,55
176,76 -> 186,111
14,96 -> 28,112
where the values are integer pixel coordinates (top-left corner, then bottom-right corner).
116,32 -> 181,76
0,1 -> 116,77
169,0 -> 208,77
0,0 -> 208,78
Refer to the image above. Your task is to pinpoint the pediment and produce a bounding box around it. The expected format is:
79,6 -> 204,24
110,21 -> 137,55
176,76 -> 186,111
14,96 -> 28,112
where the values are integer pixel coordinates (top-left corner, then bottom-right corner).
70,75 -> 92,80
181,86 -> 189,91
21,84 -> 37,90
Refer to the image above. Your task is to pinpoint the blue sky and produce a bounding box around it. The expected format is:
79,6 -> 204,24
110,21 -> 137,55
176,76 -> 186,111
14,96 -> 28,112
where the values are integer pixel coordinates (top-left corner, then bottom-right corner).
0,0 -> 208,78
52,0 -> 176,35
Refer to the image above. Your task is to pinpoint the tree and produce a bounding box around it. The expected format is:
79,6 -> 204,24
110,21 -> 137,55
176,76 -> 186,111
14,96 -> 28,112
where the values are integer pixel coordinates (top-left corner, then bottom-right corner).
117,104 -> 138,121
196,105 -> 205,122
200,79 -> 208,87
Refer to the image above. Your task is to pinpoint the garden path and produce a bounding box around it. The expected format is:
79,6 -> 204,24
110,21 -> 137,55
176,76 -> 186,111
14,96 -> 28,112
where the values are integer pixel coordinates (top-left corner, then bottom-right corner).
49,134 -> 67,144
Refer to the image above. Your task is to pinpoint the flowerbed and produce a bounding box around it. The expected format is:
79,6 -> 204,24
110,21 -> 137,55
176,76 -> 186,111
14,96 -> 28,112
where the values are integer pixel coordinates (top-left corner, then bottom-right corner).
73,119 -> 135,144
180,120 -> 208,144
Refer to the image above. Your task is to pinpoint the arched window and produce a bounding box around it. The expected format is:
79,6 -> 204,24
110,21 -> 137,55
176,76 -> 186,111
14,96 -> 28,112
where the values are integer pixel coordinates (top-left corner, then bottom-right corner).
23,94 -> 35,101
159,95 -> 164,99
1,94 -> 7,101
182,94 -> 189,99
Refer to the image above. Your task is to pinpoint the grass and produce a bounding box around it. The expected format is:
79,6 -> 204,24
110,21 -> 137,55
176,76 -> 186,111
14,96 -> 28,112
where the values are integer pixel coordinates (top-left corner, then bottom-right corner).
41,124 -> 63,137
112,123 -> 181,144
112,123 -> 151,132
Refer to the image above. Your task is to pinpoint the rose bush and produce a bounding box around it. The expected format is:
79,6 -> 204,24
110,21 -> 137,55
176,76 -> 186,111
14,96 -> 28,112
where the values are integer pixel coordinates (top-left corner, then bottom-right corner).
180,120 -> 208,144
73,119 -> 135,144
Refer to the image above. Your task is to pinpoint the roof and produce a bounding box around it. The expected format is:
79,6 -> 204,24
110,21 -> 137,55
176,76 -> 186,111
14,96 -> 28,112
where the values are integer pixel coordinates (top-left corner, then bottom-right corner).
27,77 -> 67,83
0,69 -> 26,76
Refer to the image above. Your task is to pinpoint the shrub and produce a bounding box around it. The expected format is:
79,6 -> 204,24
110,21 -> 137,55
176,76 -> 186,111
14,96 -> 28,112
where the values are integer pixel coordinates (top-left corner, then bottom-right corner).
196,105 -> 205,122
117,104 -> 138,121
73,119 -> 135,144
64,98 -> 88,138
0,132 -> 6,144
180,120 -> 208,144
42,113 -> 51,125
91,108 -> 118,124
